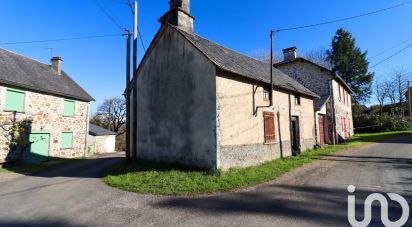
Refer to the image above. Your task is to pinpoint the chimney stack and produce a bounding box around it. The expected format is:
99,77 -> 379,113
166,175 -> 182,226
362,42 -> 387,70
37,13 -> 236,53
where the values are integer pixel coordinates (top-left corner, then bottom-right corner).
51,56 -> 63,75
283,47 -> 297,62
159,0 -> 194,33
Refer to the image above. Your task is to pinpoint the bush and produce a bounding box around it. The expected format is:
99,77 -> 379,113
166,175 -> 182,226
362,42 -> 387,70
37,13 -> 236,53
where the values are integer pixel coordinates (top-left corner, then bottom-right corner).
354,114 -> 412,133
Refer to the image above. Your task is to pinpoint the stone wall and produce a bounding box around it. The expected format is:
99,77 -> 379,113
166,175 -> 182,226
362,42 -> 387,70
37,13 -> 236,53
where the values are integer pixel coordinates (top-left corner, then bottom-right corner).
332,80 -> 354,140
0,85 -> 89,163
216,73 -> 316,170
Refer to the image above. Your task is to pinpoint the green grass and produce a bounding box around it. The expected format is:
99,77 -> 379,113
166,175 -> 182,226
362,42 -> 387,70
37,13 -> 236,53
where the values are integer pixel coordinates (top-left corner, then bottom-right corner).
104,129 -> 412,196
0,157 -> 87,175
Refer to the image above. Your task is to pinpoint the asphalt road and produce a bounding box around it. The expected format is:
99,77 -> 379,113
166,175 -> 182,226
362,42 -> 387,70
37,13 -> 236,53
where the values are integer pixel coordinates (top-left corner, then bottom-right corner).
0,135 -> 411,227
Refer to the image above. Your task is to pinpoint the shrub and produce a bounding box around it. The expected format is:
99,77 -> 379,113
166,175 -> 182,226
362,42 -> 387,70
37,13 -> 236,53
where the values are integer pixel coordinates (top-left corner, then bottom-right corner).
354,114 -> 412,133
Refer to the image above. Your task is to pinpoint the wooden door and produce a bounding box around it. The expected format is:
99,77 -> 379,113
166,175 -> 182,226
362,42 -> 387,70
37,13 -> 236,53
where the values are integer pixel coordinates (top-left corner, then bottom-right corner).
318,115 -> 325,145
291,117 -> 300,155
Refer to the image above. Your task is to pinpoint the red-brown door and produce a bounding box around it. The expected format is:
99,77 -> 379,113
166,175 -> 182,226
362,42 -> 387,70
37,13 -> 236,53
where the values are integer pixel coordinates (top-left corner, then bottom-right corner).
318,115 -> 325,145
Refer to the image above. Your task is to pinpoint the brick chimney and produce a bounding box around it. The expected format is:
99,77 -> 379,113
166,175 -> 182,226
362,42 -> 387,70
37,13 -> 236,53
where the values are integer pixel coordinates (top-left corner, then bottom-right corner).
283,47 -> 297,62
159,0 -> 194,33
51,56 -> 63,75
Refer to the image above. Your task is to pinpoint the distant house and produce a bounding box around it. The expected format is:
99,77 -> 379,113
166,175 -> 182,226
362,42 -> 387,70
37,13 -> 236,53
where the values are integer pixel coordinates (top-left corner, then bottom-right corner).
0,49 -> 94,163
88,124 -> 117,154
275,47 -> 354,144
128,0 -> 319,170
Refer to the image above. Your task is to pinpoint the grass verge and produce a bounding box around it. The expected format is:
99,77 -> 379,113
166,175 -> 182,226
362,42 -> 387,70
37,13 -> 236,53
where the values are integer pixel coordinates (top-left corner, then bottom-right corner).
0,157 -> 87,175
104,129 -> 412,196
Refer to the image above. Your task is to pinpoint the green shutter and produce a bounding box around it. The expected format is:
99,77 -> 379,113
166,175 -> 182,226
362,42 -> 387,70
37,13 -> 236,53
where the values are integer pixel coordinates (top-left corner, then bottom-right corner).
61,132 -> 73,149
63,100 -> 75,116
5,89 -> 25,112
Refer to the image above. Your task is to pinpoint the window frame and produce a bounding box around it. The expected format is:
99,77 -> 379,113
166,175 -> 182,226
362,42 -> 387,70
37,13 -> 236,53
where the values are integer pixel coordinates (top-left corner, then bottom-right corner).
263,112 -> 276,144
63,99 -> 76,117
4,88 -> 26,112
263,88 -> 270,101
295,93 -> 301,106
60,132 -> 74,150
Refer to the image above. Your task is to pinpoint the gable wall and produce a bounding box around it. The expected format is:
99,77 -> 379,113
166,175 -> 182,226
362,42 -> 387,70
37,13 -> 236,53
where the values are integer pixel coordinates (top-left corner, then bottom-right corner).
132,26 -> 218,169
0,85 -> 89,163
332,80 -> 354,140
276,61 -> 332,97
216,72 -> 316,170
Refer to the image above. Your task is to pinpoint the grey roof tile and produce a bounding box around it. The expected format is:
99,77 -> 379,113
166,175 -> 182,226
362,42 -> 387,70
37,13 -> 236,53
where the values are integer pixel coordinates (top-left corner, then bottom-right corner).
0,49 -> 94,102
89,124 -> 117,136
171,25 -> 319,98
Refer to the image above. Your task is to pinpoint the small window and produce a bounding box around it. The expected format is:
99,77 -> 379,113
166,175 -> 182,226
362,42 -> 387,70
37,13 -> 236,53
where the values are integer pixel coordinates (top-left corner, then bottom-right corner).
61,132 -> 73,149
63,99 -> 75,117
5,88 -> 25,112
264,112 -> 276,143
263,88 -> 270,100
295,94 -> 301,105
339,85 -> 342,101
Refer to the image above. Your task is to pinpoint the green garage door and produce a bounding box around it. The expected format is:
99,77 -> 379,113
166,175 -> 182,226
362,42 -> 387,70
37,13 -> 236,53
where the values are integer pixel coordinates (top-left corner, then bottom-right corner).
24,133 -> 50,163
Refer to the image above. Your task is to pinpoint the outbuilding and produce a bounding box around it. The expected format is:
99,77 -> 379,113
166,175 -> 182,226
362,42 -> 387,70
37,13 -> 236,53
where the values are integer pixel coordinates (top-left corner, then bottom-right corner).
88,124 -> 117,154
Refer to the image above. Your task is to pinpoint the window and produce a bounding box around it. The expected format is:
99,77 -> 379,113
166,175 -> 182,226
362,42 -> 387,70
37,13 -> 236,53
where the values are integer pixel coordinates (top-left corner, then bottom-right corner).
61,132 -> 73,149
264,112 -> 276,143
339,85 -> 342,101
5,88 -> 25,112
63,99 -> 75,117
263,88 -> 270,101
295,94 -> 301,105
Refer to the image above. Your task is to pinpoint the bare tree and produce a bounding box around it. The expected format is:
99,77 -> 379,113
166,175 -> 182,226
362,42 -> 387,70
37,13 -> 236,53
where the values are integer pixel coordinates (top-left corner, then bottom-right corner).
374,81 -> 387,116
92,97 -> 126,136
250,48 -> 281,63
303,48 -> 333,70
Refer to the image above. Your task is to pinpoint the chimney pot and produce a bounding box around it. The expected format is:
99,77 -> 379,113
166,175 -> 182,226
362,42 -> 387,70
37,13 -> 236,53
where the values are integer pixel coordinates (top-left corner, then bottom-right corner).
51,56 -> 63,75
159,0 -> 194,33
283,47 -> 297,62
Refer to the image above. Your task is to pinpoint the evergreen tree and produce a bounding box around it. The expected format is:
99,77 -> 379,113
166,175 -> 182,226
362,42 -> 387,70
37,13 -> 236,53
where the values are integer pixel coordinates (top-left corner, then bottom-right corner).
327,28 -> 374,104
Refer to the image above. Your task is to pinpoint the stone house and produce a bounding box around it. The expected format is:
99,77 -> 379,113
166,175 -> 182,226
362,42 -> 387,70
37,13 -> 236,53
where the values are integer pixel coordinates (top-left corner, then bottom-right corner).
275,47 -> 354,145
88,124 -> 117,154
0,49 -> 94,163
128,0 -> 319,170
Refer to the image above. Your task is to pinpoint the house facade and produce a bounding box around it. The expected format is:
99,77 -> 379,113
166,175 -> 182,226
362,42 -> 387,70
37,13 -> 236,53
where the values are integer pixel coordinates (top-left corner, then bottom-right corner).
0,49 -> 94,163
275,47 -> 354,145
128,0 -> 319,170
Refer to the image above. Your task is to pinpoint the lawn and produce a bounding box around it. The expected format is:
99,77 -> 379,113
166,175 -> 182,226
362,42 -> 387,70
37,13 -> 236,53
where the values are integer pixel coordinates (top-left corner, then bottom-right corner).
104,129 -> 412,196
0,157 -> 87,175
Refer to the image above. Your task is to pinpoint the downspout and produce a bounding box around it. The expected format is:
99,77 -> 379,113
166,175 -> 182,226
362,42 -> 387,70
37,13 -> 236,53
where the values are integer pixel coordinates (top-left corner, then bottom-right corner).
314,109 -> 318,147
288,94 -> 293,154
330,80 -> 338,145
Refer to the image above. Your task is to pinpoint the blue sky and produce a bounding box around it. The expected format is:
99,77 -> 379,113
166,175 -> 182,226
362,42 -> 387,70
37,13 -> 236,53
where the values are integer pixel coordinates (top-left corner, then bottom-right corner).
1,0 -> 411,111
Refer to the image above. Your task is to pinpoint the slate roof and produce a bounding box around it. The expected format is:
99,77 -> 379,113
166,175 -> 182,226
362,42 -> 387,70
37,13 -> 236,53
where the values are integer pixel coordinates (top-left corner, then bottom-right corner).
89,124 -> 117,136
171,25 -> 319,98
0,49 -> 94,102
314,95 -> 330,111
274,57 -> 353,94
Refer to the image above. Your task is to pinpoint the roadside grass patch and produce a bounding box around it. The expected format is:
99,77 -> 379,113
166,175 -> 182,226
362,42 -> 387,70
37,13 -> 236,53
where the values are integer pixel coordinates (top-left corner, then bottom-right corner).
0,157 -> 88,175
104,129 -> 412,196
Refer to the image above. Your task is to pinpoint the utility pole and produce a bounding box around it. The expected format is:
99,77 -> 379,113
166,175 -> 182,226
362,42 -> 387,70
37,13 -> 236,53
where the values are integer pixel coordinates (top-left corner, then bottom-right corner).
125,30 -> 131,160
132,0 -> 138,159
269,30 -> 275,107
408,80 -> 411,120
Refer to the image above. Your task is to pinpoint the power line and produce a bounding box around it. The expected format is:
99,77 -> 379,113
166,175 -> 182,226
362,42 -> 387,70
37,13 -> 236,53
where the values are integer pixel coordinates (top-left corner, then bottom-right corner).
276,1 -> 412,32
93,0 -> 125,32
0,34 -> 123,46
370,43 -> 412,69
369,37 -> 412,59
137,28 -> 146,52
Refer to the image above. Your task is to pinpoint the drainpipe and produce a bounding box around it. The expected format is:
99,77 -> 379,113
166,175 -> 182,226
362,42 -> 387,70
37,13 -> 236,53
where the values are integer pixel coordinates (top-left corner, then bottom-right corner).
330,80 -> 338,145
314,110 -> 318,147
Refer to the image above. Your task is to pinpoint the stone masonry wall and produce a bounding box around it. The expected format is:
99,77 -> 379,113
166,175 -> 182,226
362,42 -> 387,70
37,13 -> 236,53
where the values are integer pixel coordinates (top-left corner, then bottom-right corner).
0,85 -> 89,163
216,73 -> 316,170
332,80 -> 354,140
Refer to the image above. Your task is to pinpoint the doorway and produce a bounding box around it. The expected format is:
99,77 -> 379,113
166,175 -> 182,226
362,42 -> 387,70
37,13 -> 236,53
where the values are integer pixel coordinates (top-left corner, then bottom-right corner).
24,133 -> 50,163
291,116 -> 300,156
318,115 -> 326,145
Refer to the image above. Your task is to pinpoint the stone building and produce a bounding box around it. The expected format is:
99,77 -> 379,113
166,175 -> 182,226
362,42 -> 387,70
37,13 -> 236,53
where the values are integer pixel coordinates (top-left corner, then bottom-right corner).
88,124 -> 117,154
128,0 -> 319,170
275,47 -> 354,145
0,49 -> 94,163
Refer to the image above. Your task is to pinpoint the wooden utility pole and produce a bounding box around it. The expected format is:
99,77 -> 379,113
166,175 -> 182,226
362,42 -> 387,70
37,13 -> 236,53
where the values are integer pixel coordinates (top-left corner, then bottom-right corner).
408,81 -> 411,120
125,30 -> 131,160
132,0 -> 138,159
269,30 -> 274,106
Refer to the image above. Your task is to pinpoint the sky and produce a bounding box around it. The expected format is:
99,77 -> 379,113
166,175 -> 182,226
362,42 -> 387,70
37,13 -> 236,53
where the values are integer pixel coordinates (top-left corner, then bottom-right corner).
1,0 -> 411,111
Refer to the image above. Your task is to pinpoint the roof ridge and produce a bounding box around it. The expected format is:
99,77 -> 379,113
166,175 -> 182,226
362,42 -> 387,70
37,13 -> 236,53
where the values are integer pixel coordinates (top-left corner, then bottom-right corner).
0,48 -> 53,70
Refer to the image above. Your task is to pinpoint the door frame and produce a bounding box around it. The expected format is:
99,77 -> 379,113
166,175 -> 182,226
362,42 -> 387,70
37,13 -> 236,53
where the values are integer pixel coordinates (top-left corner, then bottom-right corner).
291,116 -> 301,155
318,115 -> 326,145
